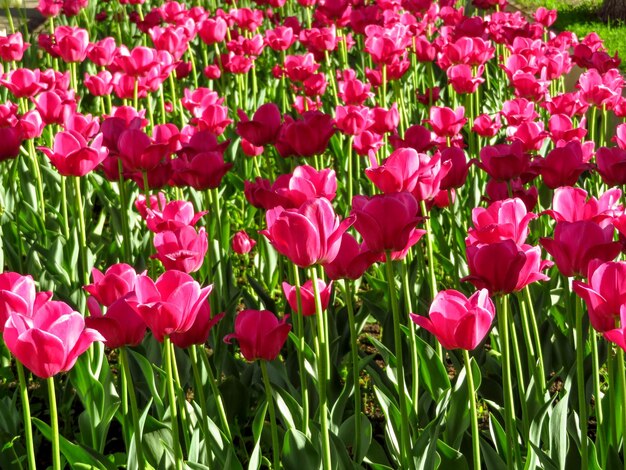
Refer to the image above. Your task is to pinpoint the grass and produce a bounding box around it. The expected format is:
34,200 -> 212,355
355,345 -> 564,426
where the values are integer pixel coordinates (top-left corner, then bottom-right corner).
513,0 -> 626,68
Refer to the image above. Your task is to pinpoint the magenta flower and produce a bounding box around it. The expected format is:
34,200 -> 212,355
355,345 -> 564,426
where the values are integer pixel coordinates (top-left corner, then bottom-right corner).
85,298 -> 146,349
0,273 -> 51,332
232,230 -> 256,255
282,279 -> 332,317
39,130 -> 108,177
153,226 -> 208,274
84,263 -> 139,307
467,198 -> 536,246
224,310 -> 291,361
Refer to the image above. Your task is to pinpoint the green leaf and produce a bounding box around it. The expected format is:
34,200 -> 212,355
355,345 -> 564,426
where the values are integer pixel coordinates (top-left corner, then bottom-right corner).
282,428 -> 321,470
248,401 -> 268,470
414,335 -> 451,400
338,412 -> 372,464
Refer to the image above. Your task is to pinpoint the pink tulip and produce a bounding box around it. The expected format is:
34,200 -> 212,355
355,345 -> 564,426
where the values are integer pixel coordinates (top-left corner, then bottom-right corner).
153,226 -> 208,273
261,197 -> 353,267
86,37 -> 117,67
283,279 -> 332,317
236,103 -> 282,146
323,232 -> 379,281
52,26 -> 89,63
39,130 -> 108,177
544,186 -> 622,228
0,68 -> 44,98
541,221 -> 621,277
537,141 -> 591,189
467,198 -> 536,246
0,273 -> 51,332
232,230 -> 256,255
351,192 -> 421,253
603,305 -> 626,352
596,147 -> 626,187
85,298 -> 146,349
479,141 -> 530,181
447,64 -> 485,94
84,263 -> 139,307
485,178 -> 539,212
4,300 -> 104,378
463,240 -> 552,294
135,193 -> 206,233
573,261 -> 626,332
365,147 -> 421,194
410,289 -> 496,350
130,270 -> 212,342
426,106 -> 467,138
224,310 -> 291,361
170,303 -> 224,349
275,111 -> 335,158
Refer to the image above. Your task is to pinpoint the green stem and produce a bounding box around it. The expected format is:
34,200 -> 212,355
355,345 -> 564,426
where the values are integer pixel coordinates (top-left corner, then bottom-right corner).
344,280 -> 363,460
385,253 -> 411,469
463,350 -> 481,470
47,377 -> 61,470
27,139 -> 46,225
292,267 -> 310,436
617,347 -> 626,470
523,287 -> 546,394
60,176 -> 70,240
119,347 -> 145,469
169,341 -> 191,454
401,260 -> 420,414
201,349 -> 232,441
16,361 -> 36,470
310,268 -> 332,470
189,346 -> 210,440
117,159 -> 132,262
260,361 -> 281,470
575,294 -> 589,466
496,295 -> 517,470
590,328 -> 605,459
72,176 -> 88,287
164,337 -> 183,470
346,135 -> 354,206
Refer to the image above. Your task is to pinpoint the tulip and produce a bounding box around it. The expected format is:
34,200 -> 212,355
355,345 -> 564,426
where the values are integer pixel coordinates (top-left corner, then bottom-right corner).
573,261 -> 626,332
224,310 -> 291,361
365,147 -> 421,193
130,271 -> 212,342
410,289 -> 495,350
0,273 -> 51,332
467,198 -> 536,246
3,300 -> 104,378
351,192 -> 420,253
479,141 -> 530,181
52,26 -> 89,63
170,303 -> 224,349
485,178 -> 539,212
596,147 -> 626,187
135,193 -> 206,233
84,263 -> 139,307
544,186 -> 622,227
603,305 -> 626,352
283,279 -> 332,317
153,226 -> 208,273
261,197 -> 354,267
236,103 -> 282,146
426,106 -> 467,138
85,298 -> 146,349
537,141 -> 591,189
541,221 -> 621,278
275,111 -> 335,158
232,230 -> 256,255
39,130 -> 108,177
323,232 -> 379,280
463,240 -> 551,294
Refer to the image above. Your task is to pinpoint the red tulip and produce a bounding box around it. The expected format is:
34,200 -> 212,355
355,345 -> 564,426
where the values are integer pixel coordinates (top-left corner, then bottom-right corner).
276,111 -> 335,158
323,232 -> 379,280
479,141 -> 530,181
261,197 -> 354,267
236,103 -> 282,146
410,289 -> 495,350
39,130 -> 108,177
282,279 -> 332,317
4,300 -> 104,378
467,198 -> 536,246
170,303 -> 224,349
596,147 -> 626,187
351,192 -> 421,253
153,226 -> 208,273
573,261 -> 626,332
224,310 -> 291,361
85,298 -> 146,349
232,230 -> 256,255
130,270 -> 212,342
536,141 -> 591,189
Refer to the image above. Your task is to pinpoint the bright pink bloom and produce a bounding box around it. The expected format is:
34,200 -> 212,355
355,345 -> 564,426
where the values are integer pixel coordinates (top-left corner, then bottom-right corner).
0,68 -> 43,98
0,32 -> 29,62
39,130 -> 108,177
323,232 -> 379,281
32,90 -> 76,126
426,106 -> 467,138
282,279 -> 332,317
467,198 -> 536,246
261,197 -> 354,268
472,114 -> 502,137
84,71 -> 114,97
236,103 -> 282,146
368,104 -> 399,135
198,17 -> 228,45
544,186 -> 622,227
86,37 -> 117,66
135,193 -> 206,233
365,147 -> 422,194
335,105 -> 370,136
153,226 -> 208,273
130,270 -> 212,342
85,298 -> 146,349
351,192 -> 421,253
447,64 -> 484,94
534,7 -> 557,27
439,147 -> 472,190
573,261 -> 626,332
410,289 -> 495,351
52,26 -> 89,63
232,230 -> 256,255
224,310 -> 291,361
0,273 -> 51,333
117,126 -> 177,172
265,26 -> 295,51
463,240 -> 551,295
171,131 -> 232,190
84,263 -> 139,307
170,303 -> 223,349
4,300 -> 104,378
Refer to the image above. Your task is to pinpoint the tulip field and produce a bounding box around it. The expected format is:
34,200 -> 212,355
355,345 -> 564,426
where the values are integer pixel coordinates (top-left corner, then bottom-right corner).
3,0 -> 626,468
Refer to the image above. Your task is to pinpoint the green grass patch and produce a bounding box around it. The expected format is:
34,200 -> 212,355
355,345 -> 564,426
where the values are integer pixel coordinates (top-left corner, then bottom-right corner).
513,0 -> 626,67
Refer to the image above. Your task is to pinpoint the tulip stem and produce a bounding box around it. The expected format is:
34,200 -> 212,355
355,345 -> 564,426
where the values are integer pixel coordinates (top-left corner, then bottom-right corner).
60,176 -> 70,240
16,361 -> 36,470
200,348 -> 232,441
292,267 -> 310,436
189,346 -> 210,442
523,287 -> 546,394
401,260 -> 420,414
260,361 -> 281,470
117,159 -> 132,262
618,347 -> 626,470
163,336 -> 184,470
310,268 -> 332,470
343,280 -> 363,460
385,253 -> 411,470
27,139 -> 46,226
119,347 -> 145,469
47,377 -> 61,470
463,350 -> 481,470
72,176 -> 89,289
496,295 -> 518,470
419,200 -> 442,359
575,294 -> 589,466
590,327 -> 605,459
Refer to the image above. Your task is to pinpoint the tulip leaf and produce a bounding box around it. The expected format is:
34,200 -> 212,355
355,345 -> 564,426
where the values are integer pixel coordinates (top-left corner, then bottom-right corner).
435,438 -> 468,470
282,428 -> 321,470
248,401 -> 268,470
129,348 -> 165,415
479,436 -> 506,470
338,412 -> 372,463
275,386 -> 302,431
414,335 -> 451,400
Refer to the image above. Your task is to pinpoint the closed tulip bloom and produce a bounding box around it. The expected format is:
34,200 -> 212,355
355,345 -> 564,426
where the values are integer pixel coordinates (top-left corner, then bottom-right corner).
463,240 -> 551,294
232,230 -> 256,254
479,141 -> 530,181
282,279 -> 332,317
0,273 -> 51,332
130,271 -> 212,342
39,130 -> 108,177
0,125 -> 23,162
351,192 -> 421,253
537,141 -> 591,189
275,111 -> 335,158
365,147 -> 421,193
170,303 -> 224,349
236,103 -> 282,146
84,263 -> 139,307
85,298 -> 146,349
52,26 -> 89,63
541,221 -> 621,278
467,198 -> 536,246
410,289 -> 495,350
117,128 -> 174,172
153,226 -> 208,273
596,147 -> 626,187
573,261 -> 626,332
224,310 -> 291,361
261,197 -> 354,267
323,232 -> 379,280
4,300 -> 105,378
